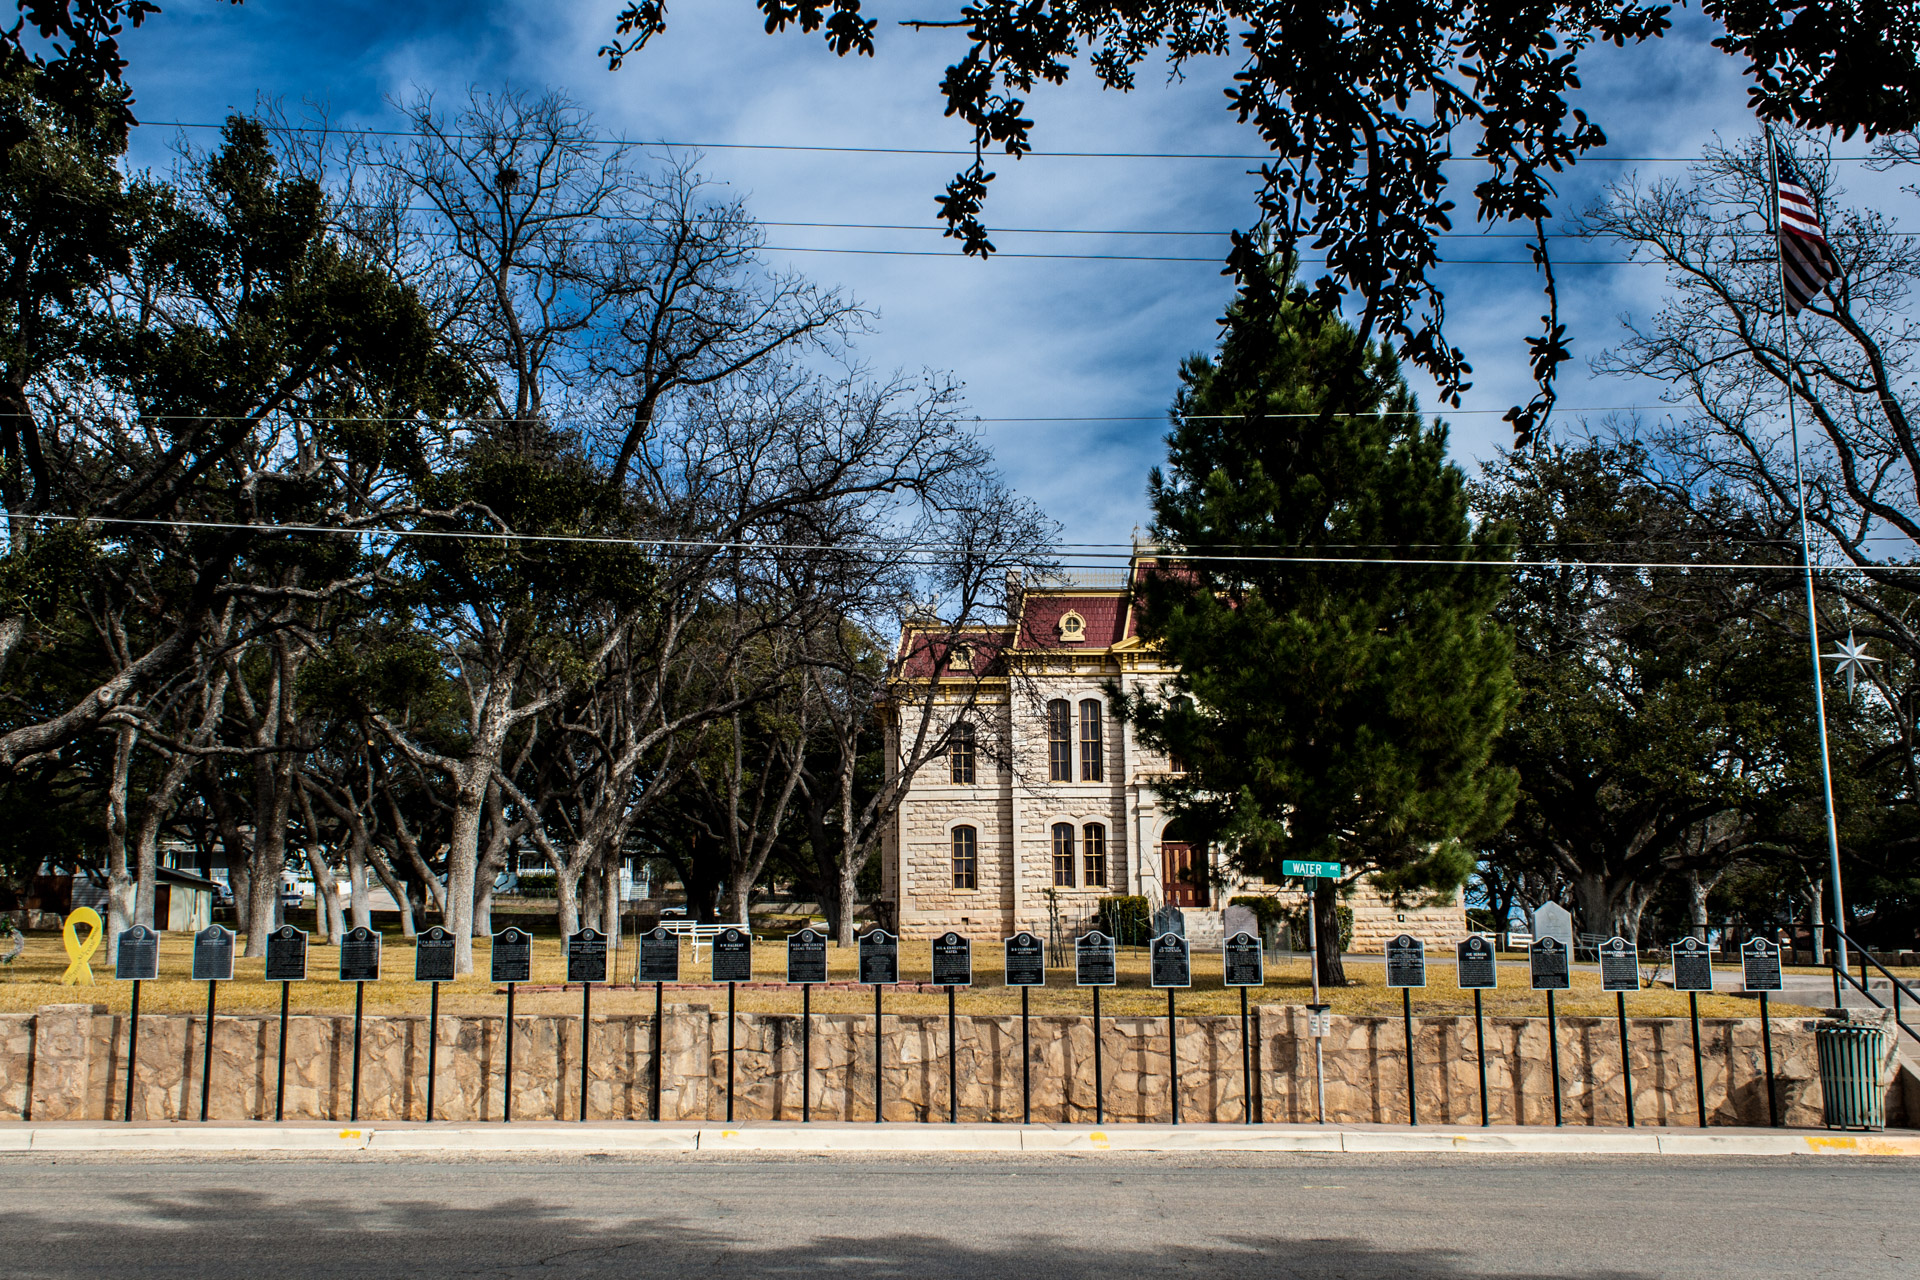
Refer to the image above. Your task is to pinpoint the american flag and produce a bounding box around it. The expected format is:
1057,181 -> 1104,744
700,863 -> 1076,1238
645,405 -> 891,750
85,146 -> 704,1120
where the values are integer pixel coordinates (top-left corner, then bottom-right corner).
1776,147 -> 1838,316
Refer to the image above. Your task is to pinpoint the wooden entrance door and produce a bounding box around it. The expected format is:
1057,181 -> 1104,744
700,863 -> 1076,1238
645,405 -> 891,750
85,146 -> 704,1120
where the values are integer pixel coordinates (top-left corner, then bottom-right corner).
1161,842 -> 1209,907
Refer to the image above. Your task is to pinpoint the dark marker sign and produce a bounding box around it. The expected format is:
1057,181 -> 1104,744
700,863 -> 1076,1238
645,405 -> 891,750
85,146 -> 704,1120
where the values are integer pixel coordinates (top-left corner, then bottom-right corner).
415,925 -> 457,983
1223,931 -> 1265,987
1075,930 -> 1117,987
858,928 -> 899,985
1385,934 -> 1427,989
1529,936 -> 1570,991
1670,936 -> 1713,993
565,928 -> 608,985
787,928 -> 828,984
339,926 -> 381,982
1003,932 -> 1045,986
1150,932 -> 1191,989
931,931 -> 972,987
1456,936 -> 1498,990
265,924 -> 308,982
1599,936 -> 1641,993
638,927 -> 680,984
712,926 -> 753,983
1741,937 -> 1783,992
490,927 -> 531,984
191,925 -> 235,982
115,925 -> 159,981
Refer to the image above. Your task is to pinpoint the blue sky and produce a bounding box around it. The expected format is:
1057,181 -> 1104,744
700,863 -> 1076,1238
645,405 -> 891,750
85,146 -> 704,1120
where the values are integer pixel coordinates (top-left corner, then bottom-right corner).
115,3 -> 1912,553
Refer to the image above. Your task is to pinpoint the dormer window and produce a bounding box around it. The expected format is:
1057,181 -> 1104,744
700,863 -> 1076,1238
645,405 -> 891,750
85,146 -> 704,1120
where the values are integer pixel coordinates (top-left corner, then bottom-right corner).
1057,610 -> 1086,644
948,643 -> 973,671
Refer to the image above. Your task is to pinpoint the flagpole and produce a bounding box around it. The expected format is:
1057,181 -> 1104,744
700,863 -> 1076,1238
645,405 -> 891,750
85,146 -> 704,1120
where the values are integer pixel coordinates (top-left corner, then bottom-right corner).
1767,128 -> 1851,976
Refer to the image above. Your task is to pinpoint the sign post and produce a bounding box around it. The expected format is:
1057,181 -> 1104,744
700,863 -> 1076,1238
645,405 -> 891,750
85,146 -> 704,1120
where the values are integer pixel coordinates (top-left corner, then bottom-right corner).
1530,935 -> 1570,1126
1150,932 -> 1191,1125
414,925 -> 456,1121
1670,935 -> 1714,1127
859,928 -> 899,1123
264,925 -> 307,1122
1222,930 -> 1264,1124
1385,934 -> 1427,1125
566,927 -> 608,1122
1282,860 -> 1343,1124
931,932 -> 971,1123
1599,936 -> 1641,1127
1076,930 -> 1117,1124
191,925 -> 234,1122
638,927 -> 680,1122
338,926 -> 381,1122
788,927 -> 828,1121
1004,932 -> 1045,1123
491,927 -> 532,1122
114,926 -> 159,1122
1456,936 -> 1498,1126
712,927 -> 753,1122
1742,937 -> 1784,1128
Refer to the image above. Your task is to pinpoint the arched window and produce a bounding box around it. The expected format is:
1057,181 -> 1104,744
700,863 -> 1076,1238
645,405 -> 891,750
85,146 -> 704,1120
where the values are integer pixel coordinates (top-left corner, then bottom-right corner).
1082,823 -> 1107,887
951,826 -> 978,890
949,722 -> 976,785
1046,699 -> 1072,782
1051,823 -> 1076,887
1078,698 -> 1104,781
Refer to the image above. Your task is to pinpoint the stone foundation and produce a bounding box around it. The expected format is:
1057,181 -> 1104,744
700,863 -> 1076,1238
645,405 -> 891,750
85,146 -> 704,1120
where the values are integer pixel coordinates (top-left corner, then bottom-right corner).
2,1002 -> 1903,1128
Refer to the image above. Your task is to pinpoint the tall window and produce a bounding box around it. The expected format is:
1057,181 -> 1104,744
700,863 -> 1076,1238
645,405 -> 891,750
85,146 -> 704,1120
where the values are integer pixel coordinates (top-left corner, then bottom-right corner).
1082,823 -> 1107,887
951,826 -> 977,890
1047,699 -> 1072,782
949,723 -> 976,785
1051,823 -> 1076,886
1079,699 -> 1104,781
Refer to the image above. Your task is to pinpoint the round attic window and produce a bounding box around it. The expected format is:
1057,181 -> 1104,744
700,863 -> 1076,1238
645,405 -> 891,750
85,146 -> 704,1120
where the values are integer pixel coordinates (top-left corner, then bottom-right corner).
1057,610 -> 1086,643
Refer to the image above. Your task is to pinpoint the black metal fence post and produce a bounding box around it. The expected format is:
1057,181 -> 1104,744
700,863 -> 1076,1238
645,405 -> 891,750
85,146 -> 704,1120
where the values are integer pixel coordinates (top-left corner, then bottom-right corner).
1021,986 -> 1031,1124
1093,985 -> 1105,1126
1546,988 -> 1563,1127
1239,986 -> 1250,1126
578,979 -> 592,1122
502,981 -> 516,1123
1402,986 -> 1418,1126
349,980 -> 365,1123
947,985 -> 957,1123
653,980 -> 664,1122
426,981 -> 440,1122
199,979 -> 217,1122
801,983 -> 811,1122
1616,990 -> 1634,1128
1759,991 -> 1779,1127
726,981 -> 737,1124
1689,990 -> 1707,1128
124,979 -> 141,1124
1473,988 -> 1489,1127
274,980 -> 290,1122
1167,986 -> 1179,1126
873,983 -> 883,1124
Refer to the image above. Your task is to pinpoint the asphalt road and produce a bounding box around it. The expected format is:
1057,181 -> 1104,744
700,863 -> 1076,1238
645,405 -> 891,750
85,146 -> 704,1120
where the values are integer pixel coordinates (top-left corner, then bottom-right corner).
1,1153 -> 1911,1278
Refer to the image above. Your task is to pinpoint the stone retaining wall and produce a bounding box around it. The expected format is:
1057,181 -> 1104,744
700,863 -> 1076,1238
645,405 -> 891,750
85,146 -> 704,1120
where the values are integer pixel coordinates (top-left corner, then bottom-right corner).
2,1003 -> 1904,1128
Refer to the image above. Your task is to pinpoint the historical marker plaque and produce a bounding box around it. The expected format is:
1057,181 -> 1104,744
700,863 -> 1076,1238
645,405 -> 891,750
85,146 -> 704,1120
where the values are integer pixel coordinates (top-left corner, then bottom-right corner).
490,927 -> 531,983
1386,934 -> 1427,989
787,927 -> 828,984
1223,931 -> 1265,987
858,928 -> 899,985
415,925 -> 457,983
115,925 -> 159,981
712,926 -> 753,983
1599,936 -> 1640,993
191,925 -> 235,982
1530,936 -> 1570,991
1075,930 -> 1117,987
1456,936 -> 1498,990
931,931 -> 972,987
1150,932 -> 1191,989
265,924 -> 308,982
638,927 -> 680,983
1670,936 -> 1713,993
565,928 -> 608,985
1003,932 -> 1045,986
339,926 -> 381,982
1741,937 -> 1783,992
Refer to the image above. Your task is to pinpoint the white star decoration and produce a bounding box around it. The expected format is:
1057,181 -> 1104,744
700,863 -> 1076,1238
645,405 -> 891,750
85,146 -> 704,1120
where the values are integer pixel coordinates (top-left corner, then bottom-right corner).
1823,631 -> 1881,698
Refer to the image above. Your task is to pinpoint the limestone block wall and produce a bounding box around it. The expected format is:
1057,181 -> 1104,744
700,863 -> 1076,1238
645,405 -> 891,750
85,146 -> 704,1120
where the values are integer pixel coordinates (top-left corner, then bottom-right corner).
897,791 -> 1016,936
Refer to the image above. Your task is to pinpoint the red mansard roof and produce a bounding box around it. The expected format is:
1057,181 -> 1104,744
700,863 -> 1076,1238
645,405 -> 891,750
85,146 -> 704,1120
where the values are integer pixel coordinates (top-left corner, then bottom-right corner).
1016,592 -> 1129,650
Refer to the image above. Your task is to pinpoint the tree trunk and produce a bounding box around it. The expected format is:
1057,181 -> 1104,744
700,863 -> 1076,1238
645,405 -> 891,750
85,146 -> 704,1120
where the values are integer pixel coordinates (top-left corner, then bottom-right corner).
1687,870 -> 1712,944
1571,872 -> 1616,942
442,763 -> 487,974
600,846 -> 623,949
104,725 -> 136,936
1809,876 -> 1825,965
834,864 -> 858,947
346,838 -> 371,931
1313,879 -> 1348,987
556,862 -> 582,939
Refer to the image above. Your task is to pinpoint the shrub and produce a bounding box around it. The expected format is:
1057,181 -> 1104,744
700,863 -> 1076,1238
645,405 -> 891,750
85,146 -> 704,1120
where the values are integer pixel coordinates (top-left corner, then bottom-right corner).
1096,895 -> 1151,946
515,872 -> 558,899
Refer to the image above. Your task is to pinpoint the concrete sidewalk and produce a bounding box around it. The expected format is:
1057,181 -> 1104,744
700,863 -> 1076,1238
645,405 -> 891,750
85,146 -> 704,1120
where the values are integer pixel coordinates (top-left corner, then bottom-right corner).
4,1121 -> 1916,1157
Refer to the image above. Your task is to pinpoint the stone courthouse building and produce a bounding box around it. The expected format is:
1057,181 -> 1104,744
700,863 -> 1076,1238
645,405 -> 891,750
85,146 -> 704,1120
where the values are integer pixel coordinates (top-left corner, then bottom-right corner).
877,554 -> 1466,950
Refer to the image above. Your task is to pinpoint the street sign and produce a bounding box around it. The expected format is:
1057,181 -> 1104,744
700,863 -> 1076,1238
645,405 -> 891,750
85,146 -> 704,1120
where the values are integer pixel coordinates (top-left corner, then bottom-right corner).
1599,936 -> 1641,992
1223,930 -> 1265,987
415,925 -> 457,982
1386,934 -> 1427,989
1003,932 -> 1045,986
490,927 -> 531,984
339,926 -> 381,982
1075,930 -> 1117,987
712,926 -> 753,982
859,928 -> 899,985
191,925 -> 234,982
1281,860 -> 1343,880
1306,1005 -> 1331,1037
265,925 -> 308,982
565,928 -> 608,985
1670,936 -> 1714,993
788,927 -> 828,984
1455,936 -> 1498,990
1530,936 -> 1570,991
931,931 -> 972,987
638,927 -> 680,983
1741,937 -> 1783,992
115,926 -> 159,981
1150,932 -> 1191,989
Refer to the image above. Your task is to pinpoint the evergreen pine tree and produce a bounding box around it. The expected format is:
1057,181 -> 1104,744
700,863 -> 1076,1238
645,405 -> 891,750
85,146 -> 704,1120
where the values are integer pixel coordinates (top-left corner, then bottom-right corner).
1121,256 -> 1516,985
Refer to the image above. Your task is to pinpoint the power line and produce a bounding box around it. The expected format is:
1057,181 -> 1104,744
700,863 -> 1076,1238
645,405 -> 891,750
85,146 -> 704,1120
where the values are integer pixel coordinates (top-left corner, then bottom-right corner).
0,405 -> 1712,424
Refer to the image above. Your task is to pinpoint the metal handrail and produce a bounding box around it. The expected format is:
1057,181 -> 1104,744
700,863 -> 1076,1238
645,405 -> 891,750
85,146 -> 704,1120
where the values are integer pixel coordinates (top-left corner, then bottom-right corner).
1824,921 -> 1919,1048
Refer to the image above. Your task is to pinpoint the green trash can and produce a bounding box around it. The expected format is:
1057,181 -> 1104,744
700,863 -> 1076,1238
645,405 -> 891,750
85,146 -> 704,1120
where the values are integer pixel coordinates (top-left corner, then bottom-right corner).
1815,1021 -> 1888,1130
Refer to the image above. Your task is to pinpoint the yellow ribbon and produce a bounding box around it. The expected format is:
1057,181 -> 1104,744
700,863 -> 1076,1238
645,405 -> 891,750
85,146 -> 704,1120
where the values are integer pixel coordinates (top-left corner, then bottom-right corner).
61,907 -> 103,985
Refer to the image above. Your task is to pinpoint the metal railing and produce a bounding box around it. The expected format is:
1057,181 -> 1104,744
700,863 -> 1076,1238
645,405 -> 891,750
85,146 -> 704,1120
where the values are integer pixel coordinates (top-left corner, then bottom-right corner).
1825,921 -> 1919,1049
